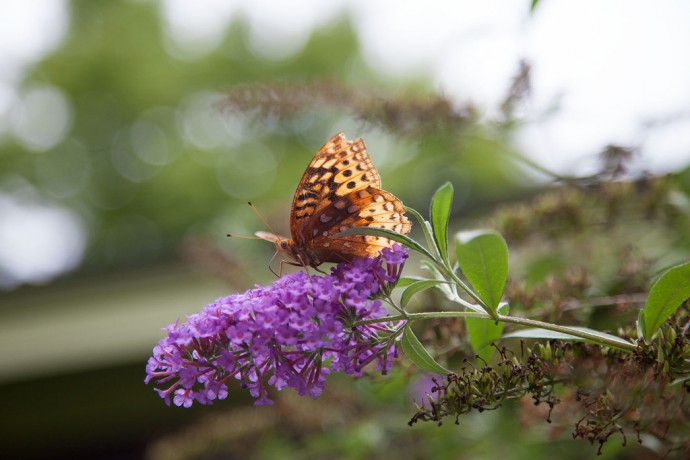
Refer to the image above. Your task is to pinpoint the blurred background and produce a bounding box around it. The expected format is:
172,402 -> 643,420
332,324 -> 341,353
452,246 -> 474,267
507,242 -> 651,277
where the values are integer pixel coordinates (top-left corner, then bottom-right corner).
1,0 -> 690,459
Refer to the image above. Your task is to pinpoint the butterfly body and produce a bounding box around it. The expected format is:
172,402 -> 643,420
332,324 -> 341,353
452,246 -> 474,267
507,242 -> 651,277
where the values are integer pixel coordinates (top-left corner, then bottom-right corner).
257,133 -> 411,268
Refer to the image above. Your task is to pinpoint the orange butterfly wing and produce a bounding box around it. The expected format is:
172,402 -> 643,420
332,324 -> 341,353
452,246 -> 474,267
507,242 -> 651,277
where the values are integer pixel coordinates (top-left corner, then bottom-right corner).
289,133 -> 410,264
307,186 -> 411,263
290,132 -> 380,239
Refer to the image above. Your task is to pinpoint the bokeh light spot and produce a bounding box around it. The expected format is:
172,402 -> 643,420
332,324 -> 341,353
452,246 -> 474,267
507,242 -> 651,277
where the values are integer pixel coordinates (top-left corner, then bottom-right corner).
216,141 -> 276,198
10,84 -> 72,152
0,193 -> 86,289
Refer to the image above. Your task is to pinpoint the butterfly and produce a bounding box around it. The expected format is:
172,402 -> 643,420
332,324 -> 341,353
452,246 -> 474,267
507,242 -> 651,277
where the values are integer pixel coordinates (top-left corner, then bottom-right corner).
255,132 -> 411,269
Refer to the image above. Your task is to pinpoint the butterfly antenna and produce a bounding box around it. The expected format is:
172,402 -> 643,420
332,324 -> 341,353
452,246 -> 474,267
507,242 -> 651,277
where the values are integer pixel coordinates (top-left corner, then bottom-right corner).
226,201 -> 279,238
226,233 -> 261,239
247,201 -> 279,235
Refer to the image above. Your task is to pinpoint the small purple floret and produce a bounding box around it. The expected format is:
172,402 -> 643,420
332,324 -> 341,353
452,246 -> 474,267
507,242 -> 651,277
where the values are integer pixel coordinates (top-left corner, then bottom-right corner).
145,245 -> 408,407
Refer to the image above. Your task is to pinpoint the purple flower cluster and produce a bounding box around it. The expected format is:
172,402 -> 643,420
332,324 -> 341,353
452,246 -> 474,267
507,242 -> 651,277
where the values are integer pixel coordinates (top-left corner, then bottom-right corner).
146,245 -> 408,407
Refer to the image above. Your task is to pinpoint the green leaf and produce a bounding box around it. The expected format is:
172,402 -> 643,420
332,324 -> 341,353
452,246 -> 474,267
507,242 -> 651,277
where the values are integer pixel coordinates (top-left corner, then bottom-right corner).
420,260 -> 456,301
636,309 -> 646,341
530,0 -> 539,12
466,303 -> 508,362
420,260 -> 443,278
401,325 -> 452,375
430,182 -> 454,265
455,230 -> 509,313
334,226 -> 435,260
396,277 -> 428,288
405,206 -> 438,258
671,375 -> 690,386
401,280 -> 446,308
642,262 -> 690,339
502,327 -> 634,348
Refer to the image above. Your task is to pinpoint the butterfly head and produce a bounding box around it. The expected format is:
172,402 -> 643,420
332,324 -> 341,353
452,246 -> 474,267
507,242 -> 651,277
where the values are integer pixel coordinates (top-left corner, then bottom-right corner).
255,230 -> 320,268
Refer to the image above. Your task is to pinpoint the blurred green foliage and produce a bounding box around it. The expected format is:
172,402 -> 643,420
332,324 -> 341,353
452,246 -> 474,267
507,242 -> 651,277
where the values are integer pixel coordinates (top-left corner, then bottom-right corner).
1,1 -> 689,459
2,0 -> 531,282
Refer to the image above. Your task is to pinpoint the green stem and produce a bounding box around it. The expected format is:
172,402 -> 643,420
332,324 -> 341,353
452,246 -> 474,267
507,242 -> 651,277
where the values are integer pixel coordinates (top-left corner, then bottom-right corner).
507,150 -> 573,182
359,311 -> 637,352
432,259 -> 498,320
446,268 -> 498,320
494,314 -> 636,351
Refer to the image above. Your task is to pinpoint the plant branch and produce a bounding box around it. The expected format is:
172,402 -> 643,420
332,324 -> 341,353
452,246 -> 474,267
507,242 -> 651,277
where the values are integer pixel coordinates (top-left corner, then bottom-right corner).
358,311 -> 637,352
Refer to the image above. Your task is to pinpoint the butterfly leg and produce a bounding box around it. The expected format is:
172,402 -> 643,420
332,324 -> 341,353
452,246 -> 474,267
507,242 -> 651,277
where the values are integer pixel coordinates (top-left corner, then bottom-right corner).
269,264 -> 279,278
277,259 -> 304,277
